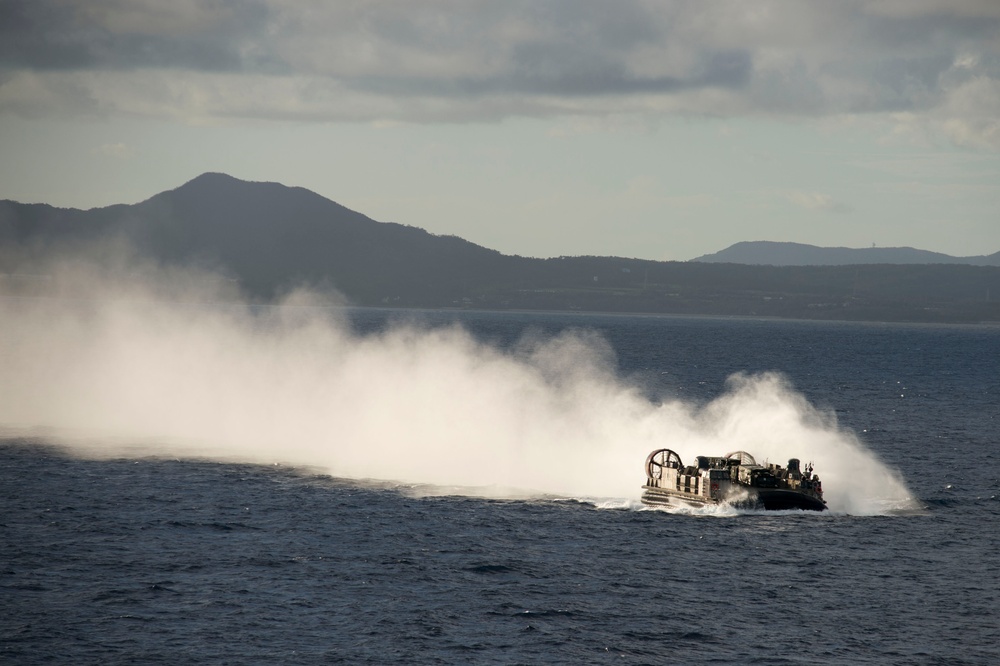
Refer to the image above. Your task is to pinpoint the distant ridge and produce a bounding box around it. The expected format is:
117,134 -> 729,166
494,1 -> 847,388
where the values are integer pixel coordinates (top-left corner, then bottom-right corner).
2,173 -> 999,323
691,241 -> 1000,267
0,172 -> 507,300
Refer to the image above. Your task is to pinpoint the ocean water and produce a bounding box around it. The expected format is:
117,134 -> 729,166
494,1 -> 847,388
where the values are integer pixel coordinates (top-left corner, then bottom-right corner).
2,310 -> 999,664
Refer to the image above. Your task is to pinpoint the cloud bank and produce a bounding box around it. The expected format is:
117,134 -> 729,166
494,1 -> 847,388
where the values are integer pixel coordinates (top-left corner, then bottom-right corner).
1,1 -> 998,148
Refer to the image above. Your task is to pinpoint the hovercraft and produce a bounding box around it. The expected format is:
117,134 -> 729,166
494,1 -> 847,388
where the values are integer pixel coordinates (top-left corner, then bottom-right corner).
641,449 -> 827,511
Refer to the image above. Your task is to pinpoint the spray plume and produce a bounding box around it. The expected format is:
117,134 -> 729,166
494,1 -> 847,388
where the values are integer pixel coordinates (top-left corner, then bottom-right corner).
0,248 -> 915,514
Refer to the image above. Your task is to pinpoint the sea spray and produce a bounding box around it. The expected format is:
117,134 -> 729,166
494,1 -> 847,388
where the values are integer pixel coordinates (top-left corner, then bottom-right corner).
0,252 -> 914,513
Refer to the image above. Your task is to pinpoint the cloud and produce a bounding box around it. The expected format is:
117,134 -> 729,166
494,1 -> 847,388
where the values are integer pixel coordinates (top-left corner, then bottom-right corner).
881,53 -> 1000,150
0,0 -> 278,72
1,1 -> 998,149
783,190 -> 853,214
937,73 -> 1000,150
95,141 -> 133,158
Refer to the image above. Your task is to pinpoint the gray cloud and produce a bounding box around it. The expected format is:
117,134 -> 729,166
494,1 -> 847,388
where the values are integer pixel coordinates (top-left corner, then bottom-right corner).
1,1 -> 998,147
0,0 -> 277,72
348,48 -> 751,99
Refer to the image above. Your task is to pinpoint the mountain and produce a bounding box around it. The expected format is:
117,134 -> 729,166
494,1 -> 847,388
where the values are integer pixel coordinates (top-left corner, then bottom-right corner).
2,174 -> 999,323
691,241 -> 1000,266
0,172 -> 510,302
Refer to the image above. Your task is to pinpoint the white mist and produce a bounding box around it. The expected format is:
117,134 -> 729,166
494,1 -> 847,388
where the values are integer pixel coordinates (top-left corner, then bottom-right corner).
0,253 -> 915,514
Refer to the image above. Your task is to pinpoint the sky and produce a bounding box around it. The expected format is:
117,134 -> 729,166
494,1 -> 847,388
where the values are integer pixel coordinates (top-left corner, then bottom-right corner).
1,0 -> 998,261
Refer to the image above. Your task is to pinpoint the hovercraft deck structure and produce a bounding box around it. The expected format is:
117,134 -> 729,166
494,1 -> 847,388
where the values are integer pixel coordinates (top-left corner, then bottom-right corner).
641,449 -> 827,511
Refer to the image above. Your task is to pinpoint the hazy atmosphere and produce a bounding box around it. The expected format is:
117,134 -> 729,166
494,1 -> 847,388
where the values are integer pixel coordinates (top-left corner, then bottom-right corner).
2,0 -> 999,260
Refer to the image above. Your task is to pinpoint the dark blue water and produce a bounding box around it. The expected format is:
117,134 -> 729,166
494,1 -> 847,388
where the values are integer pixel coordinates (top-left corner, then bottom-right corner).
3,312 -> 999,664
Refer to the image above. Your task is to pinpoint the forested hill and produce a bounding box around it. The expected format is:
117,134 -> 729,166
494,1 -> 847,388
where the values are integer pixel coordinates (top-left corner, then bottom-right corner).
692,240 -> 1000,266
2,173 -> 998,323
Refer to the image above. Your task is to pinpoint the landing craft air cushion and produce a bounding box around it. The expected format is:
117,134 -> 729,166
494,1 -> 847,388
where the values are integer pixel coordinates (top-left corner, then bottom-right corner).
641,449 -> 827,511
